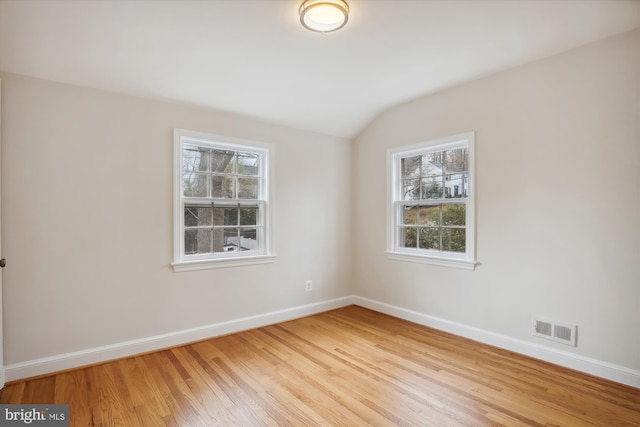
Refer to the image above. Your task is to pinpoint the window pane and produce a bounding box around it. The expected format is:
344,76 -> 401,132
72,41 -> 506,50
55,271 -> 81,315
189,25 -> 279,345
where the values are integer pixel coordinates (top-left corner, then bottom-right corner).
403,179 -> 420,201
213,228 -> 239,253
211,175 -> 235,198
183,147 -> 209,172
184,206 -> 212,227
401,206 -> 418,225
184,173 -> 208,197
213,207 -> 238,226
445,173 -> 468,198
424,152 -> 444,176
444,148 -> 468,173
417,206 -> 439,226
240,207 -> 258,225
418,227 -> 439,250
185,229 -> 212,255
239,228 -> 258,251
238,177 -> 259,199
422,176 -> 443,199
211,150 -> 236,173
401,156 -> 422,179
442,228 -> 465,253
399,227 -> 417,248
442,204 -> 465,226
237,153 -> 260,176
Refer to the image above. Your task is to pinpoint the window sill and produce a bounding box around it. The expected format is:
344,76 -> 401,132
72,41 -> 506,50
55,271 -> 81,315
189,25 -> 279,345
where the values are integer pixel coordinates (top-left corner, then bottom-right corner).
172,254 -> 277,272
385,251 -> 477,270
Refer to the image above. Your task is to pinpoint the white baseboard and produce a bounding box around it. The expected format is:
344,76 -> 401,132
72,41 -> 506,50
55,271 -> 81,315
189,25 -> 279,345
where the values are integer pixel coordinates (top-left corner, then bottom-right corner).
6,295 -> 639,389
352,296 -> 640,389
4,296 -> 354,382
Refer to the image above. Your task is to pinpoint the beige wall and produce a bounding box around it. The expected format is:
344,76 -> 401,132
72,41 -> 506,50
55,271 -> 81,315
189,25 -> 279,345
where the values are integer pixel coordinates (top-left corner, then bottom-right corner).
353,28 -> 640,370
0,73 -> 353,364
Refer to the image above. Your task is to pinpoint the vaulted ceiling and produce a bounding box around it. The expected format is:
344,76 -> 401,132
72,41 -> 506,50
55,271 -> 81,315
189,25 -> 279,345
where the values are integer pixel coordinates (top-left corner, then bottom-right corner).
1,0 -> 639,139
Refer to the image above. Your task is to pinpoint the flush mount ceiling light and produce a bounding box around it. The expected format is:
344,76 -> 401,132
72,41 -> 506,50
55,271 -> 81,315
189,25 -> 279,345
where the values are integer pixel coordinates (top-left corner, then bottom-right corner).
299,0 -> 349,33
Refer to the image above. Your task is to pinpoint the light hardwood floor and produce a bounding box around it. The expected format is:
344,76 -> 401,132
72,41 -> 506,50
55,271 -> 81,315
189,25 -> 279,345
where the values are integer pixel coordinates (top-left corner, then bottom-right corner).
1,305 -> 639,426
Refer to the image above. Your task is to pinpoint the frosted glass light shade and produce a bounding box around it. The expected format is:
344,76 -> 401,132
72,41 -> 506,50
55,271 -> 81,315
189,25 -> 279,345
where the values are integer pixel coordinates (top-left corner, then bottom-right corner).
299,0 -> 349,33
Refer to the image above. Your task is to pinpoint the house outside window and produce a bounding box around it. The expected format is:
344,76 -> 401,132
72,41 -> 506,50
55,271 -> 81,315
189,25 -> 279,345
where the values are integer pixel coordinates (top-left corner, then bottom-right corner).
173,129 -> 275,272
387,132 -> 476,270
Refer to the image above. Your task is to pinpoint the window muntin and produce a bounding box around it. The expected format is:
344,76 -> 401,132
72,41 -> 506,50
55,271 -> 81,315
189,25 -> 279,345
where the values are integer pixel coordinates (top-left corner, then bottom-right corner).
388,133 -> 476,269
173,130 -> 273,270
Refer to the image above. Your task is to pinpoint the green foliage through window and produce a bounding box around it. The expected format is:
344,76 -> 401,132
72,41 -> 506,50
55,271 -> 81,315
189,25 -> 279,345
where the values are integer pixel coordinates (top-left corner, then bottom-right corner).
400,204 -> 465,253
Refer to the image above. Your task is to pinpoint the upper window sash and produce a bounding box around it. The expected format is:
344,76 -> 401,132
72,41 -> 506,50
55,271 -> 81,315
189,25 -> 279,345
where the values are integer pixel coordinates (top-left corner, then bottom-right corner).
181,141 -> 266,201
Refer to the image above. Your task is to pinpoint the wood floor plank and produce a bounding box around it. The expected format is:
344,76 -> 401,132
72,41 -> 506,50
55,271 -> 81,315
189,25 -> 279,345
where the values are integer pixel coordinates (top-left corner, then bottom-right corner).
143,351 -> 197,427
53,369 -> 92,426
288,313 -> 526,425
0,381 -> 25,404
149,350 -> 214,426
88,360 -> 143,426
22,375 -> 55,404
205,337 -> 322,426
244,328 -> 397,426
185,342 -> 279,426
171,346 -> 262,426
117,357 -> 171,427
1,305 -> 638,426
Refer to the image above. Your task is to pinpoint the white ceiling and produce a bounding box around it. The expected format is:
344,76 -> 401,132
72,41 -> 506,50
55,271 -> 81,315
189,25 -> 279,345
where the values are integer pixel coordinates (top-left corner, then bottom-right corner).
1,0 -> 639,139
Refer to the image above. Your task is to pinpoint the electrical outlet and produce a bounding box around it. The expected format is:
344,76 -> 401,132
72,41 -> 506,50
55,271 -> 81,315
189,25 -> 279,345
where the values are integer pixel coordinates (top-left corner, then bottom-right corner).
305,280 -> 313,291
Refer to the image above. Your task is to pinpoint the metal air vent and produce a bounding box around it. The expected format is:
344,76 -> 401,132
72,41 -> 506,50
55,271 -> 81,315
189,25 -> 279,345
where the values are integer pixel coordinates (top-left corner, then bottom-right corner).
532,317 -> 577,347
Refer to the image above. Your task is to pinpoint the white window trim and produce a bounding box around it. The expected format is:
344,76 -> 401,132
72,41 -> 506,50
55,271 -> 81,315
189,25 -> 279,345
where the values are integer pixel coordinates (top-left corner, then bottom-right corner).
172,129 -> 276,272
386,132 -> 477,270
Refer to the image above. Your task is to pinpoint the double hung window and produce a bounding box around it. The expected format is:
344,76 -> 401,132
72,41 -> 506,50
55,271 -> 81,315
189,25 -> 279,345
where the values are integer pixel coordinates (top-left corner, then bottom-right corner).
173,129 -> 274,271
387,132 -> 476,270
